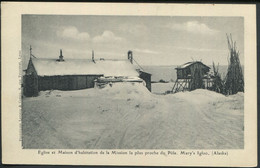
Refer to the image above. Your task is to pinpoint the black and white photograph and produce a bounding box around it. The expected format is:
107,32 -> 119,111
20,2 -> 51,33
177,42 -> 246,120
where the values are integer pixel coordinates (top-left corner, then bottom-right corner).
21,15 -> 244,149
1,2 -> 257,166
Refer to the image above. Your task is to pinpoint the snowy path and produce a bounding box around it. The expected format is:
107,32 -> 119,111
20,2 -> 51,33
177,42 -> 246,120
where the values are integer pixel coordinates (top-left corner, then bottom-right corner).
22,84 -> 243,149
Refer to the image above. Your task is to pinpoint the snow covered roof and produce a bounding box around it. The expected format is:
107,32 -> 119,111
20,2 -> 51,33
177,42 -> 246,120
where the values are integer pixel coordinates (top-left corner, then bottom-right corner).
175,61 -> 210,70
31,58 -> 139,77
136,69 -> 152,75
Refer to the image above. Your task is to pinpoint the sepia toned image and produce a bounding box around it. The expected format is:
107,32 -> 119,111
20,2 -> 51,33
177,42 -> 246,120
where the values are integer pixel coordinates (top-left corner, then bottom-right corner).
2,2 -> 257,166
21,15 -> 244,149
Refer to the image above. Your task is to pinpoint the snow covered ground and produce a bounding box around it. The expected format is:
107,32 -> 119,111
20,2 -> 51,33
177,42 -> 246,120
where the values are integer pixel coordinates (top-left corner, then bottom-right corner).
152,82 -> 174,94
22,83 -> 244,149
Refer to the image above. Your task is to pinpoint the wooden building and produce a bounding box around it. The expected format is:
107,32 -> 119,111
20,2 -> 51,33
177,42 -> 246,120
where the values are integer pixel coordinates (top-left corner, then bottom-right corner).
138,70 -> 152,92
172,61 -> 211,93
175,61 -> 210,79
24,50 -> 151,97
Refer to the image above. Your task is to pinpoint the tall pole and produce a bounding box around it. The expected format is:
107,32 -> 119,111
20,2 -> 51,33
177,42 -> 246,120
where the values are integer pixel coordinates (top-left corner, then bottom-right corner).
30,45 -> 32,58
92,50 -> 95,63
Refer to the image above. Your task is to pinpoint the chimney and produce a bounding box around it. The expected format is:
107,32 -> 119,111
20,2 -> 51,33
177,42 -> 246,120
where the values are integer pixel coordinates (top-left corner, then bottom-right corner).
57,49 -> 64,62
128,50 -> 133,64
92,50 -> 96,63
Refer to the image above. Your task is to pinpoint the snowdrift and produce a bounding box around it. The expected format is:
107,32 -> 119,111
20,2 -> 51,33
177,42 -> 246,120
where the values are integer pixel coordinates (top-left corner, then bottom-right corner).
22,83 -> 244,149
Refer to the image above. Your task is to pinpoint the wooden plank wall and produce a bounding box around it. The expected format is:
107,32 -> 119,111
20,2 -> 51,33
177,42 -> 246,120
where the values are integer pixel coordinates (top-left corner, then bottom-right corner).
24,73 -> 38,97
38,75 -> 102,91
139,72 -> 151,92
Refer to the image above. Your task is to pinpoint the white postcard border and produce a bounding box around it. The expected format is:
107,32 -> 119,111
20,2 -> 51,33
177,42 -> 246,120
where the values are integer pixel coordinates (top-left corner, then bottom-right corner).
1,2 -> 257,166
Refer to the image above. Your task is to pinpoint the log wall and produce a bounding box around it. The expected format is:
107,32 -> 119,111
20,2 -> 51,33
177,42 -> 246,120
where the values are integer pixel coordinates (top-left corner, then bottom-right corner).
37,75 -> 103,91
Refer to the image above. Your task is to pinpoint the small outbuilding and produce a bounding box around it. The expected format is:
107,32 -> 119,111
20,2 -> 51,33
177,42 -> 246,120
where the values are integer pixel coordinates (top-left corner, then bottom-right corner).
175,61 -> 210,79
172,61 -> 211,93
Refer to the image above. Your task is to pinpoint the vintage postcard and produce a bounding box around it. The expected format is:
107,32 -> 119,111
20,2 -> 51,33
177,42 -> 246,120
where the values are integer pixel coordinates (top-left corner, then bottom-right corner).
1,2 -> 257,166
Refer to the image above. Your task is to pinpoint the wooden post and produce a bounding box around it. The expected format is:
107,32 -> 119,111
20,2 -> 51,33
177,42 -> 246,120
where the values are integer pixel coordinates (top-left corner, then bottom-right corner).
30,45 -> 32,58
171,79 -> 178,92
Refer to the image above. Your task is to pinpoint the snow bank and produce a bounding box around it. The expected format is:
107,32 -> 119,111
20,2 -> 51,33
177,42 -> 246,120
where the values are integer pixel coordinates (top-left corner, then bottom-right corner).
22,86 -> 244,149
37,82 -> 151,99
151,82 -> 174,94
37,88 -> 99,99
171,89 -> 227,105
99,82 -> 152,99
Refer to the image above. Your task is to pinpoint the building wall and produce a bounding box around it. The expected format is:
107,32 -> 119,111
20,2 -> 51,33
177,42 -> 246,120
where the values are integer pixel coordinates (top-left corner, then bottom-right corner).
177,63 -> 209,79
189,63 -> 209,78
177,69 -> 191,79
24,73 -> 38,97
38,75 -> 103,91
86,75 -> 99,88
24,59 -> 39,97
139,72 -> 151,92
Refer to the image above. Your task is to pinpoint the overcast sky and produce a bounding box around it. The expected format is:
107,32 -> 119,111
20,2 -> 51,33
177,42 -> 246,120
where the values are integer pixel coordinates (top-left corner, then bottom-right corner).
22,15 -> 243,68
